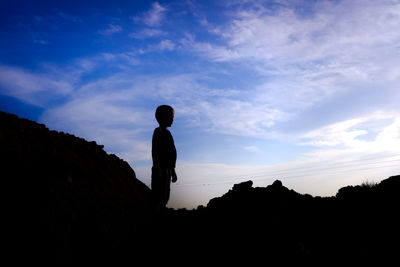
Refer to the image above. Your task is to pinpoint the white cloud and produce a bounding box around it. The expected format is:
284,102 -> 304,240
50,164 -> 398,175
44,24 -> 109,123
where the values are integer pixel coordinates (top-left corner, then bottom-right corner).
0,65 -> 73,106
212,0 -> 400,65
130,73 -> 286,137
300,112 -> 400,151
39,79 -> 155,162
99,24 -> 123,35
179,0 -> 400,137
144,39 -> 177,52
184,1 -> 400,104
244,146 -> 261,152
134,2 -> 168,27
180,34 -> 240,62
157,39 -> 175,51
129,28 -> 166,39
0,52 -> 142,108
198,98 -> 285,137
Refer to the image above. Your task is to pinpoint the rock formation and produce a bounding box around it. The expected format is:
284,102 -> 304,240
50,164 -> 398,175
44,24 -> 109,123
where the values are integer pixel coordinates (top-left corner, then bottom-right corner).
1,111 -> 152,263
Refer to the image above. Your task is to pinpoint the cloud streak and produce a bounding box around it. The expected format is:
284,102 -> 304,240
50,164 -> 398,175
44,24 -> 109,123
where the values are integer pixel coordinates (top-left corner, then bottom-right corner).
186,0 -> 400,134
0,65 -> 73,106
134,2 -> 168,27
129,28 -> 166,39
99,24 -> 123,35
300,112 -> 400,154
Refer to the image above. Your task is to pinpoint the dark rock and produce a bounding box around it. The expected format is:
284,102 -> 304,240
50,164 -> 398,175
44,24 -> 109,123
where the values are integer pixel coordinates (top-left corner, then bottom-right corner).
0,111 -> 152,263
232,179 -> 253,191
272,179 -> 283,187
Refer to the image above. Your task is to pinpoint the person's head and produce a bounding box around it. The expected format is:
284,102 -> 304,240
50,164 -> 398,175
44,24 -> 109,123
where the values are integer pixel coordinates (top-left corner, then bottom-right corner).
155,105 -> 174,128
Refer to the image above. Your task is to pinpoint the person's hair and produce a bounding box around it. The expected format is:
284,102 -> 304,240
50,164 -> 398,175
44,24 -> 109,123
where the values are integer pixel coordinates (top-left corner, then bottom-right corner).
155,105 -> 174,125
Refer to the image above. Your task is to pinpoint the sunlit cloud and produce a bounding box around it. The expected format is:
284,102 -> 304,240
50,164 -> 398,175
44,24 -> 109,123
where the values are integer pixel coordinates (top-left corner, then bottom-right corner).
300,113 -> 400,156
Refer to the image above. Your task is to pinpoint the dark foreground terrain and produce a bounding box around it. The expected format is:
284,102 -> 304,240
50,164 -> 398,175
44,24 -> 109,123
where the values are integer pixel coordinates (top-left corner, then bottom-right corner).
1,110 -> 399,264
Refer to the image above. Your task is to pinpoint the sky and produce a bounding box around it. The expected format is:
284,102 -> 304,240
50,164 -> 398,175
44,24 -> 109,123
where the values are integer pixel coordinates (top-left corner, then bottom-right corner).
0,0 -> 399,209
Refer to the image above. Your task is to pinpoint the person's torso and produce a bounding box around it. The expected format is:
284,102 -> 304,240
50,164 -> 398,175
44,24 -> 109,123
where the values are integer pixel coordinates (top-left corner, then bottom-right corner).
152,128 -> 176,168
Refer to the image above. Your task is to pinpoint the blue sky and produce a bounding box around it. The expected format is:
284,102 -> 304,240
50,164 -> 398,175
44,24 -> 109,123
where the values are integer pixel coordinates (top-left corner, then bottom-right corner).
1,0 -> 399,208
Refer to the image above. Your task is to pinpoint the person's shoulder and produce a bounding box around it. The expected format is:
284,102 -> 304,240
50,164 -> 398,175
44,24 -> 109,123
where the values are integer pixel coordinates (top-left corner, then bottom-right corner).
153,127 -> 170,136
153,127 -> 172,136
153,127 -> 161,136
164,128 -> 172,136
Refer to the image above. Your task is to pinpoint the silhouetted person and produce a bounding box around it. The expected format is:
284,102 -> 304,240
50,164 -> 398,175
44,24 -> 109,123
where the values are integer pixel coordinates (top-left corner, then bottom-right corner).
151,105 -> 177,211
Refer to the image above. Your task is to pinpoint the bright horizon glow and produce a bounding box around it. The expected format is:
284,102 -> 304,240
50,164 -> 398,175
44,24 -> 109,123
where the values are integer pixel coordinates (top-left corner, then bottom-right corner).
1,0 -> 399,209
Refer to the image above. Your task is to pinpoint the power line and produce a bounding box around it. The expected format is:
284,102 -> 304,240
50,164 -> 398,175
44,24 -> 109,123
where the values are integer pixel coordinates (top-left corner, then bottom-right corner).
174,154 -> 400,186
234,155 -> 400,178
249,158 -> 400,179
141,154 -> 400,188
173,163 -> 400,188
174,156 -> 400,186
251,162 -> 400,183
172,156 -> 400,188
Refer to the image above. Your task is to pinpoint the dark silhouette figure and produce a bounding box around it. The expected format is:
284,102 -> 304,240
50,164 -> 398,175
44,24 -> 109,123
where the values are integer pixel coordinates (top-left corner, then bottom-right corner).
151,105 -> 177,210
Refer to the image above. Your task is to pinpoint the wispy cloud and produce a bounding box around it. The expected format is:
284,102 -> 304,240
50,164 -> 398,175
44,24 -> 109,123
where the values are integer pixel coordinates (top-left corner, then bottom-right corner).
99,23 -> 123,35
197,98 -> 285,137
180,33 -> 240,62
180,0 -> 400,135
300,112 -> 400,154
33,68 -> 156,162
154,39 -> 176,51
206,0 -> 400,65
58,12 -> 82,23
0,65 -> 73,106
185,0 -> 400,83
33,39 -> 49,45
243,146 -> 261,152
129,28 -> 166,39
133,2 -> 168,27
40,93 -> 153,162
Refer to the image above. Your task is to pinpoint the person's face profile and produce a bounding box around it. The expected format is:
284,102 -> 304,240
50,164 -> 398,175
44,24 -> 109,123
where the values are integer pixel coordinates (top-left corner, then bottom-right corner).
167,110 -> 174,127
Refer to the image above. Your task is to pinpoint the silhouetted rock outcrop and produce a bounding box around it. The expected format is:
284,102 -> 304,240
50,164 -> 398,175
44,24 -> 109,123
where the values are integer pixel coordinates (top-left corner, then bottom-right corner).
0,111 -> 152,263
164,175 -> 400,262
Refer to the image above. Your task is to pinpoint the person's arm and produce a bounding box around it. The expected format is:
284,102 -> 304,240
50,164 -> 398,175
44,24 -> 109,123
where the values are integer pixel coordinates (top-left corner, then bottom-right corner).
171,168 -> 177,183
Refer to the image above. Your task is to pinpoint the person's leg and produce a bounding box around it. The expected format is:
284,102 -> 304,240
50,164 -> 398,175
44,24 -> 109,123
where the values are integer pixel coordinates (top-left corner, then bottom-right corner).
162,170 -> 171,207
151,167 -> 164,211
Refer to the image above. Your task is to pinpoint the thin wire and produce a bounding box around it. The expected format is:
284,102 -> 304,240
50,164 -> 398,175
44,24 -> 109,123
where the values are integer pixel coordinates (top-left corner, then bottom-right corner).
249,158 -> 400,179
173,157 -> 400,187
229,155 -> 400,178
172,159 -> 400,188
173,154 -> 400,185
141,154 -> 400,188
251,163 -> 400,182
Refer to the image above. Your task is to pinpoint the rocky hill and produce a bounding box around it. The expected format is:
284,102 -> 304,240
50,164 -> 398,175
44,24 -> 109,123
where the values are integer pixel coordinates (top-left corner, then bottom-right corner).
0,111 -> 152,263
162,176 -> 399,263
1,110 -> 399,263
